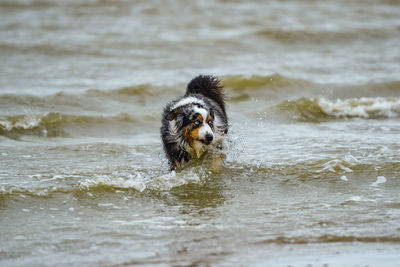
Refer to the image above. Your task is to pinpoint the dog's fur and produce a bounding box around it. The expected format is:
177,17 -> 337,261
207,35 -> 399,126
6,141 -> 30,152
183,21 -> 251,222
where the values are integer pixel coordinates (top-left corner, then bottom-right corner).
161,75 -> 228,170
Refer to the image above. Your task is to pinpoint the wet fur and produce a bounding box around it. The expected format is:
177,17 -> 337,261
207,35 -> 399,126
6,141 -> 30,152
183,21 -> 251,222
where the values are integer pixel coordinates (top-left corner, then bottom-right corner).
161,75 -> 228,170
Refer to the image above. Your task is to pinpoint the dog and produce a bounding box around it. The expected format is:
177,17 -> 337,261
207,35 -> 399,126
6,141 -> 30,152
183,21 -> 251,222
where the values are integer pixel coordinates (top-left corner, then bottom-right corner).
161,75 -> 228,171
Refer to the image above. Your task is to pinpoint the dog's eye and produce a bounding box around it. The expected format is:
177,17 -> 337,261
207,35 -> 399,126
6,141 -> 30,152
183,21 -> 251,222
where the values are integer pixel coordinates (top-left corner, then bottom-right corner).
193,121 -> 201,127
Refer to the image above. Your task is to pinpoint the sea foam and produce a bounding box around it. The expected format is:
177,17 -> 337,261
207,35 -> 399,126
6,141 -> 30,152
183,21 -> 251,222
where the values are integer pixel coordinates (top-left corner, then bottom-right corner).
318,97 -> 400,119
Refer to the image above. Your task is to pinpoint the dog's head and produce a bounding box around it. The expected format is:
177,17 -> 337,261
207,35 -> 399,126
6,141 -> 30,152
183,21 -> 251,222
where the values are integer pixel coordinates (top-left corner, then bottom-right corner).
166,102 -> 215,157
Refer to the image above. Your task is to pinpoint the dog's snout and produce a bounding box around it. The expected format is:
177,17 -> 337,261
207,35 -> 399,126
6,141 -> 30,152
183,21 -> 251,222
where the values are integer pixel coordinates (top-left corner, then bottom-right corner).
205,133 -> 214,145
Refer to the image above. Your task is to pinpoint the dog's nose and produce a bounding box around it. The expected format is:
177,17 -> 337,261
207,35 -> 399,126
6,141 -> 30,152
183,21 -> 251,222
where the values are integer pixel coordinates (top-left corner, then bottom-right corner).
205,133 -> 213,145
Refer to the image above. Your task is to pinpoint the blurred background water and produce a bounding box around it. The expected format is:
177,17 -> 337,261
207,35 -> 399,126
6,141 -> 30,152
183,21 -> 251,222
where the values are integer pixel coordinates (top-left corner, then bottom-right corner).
1,0 -> 400,266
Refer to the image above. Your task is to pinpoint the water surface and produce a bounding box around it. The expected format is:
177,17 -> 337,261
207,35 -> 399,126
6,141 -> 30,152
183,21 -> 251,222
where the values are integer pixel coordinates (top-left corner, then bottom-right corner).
1,0 -> 400,266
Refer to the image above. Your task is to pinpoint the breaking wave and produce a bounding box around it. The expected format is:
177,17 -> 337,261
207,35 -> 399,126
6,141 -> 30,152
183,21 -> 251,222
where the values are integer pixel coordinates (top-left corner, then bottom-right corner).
1,75 -> 399,108
2,159 -> 399,198
276,97 -> 400,122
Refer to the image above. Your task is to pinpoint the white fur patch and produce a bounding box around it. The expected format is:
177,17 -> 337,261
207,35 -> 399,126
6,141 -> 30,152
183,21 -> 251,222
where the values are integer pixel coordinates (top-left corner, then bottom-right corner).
171,97 -> 206,110
193,106 -> 213,140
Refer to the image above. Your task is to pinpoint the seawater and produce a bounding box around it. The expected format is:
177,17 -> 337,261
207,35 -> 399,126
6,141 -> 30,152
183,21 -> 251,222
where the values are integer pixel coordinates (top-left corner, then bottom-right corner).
1,0 -> 400,266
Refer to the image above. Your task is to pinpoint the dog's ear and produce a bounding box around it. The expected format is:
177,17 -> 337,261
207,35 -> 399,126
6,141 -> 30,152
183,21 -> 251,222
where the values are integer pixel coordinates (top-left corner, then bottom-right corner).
209,109 -> 215,120
166,108 -> 181,121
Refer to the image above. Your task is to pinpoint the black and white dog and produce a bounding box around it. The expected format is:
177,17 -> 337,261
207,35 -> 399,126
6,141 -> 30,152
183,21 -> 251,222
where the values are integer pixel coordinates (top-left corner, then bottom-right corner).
161,75 -> 228,170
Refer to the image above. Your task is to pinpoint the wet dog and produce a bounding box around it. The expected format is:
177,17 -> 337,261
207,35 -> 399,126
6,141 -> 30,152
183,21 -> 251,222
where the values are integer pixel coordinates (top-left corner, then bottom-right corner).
160,75 -> 228,170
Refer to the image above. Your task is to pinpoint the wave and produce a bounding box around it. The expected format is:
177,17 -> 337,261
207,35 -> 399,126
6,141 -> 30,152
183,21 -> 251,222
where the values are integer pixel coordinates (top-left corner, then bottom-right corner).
256,235 -> 400,245
1,75 -> 399,109
254,27 -> 400,45
221,74 -> 313,101
0,42 -> 105,57
2,158 -> 399,198
0,167 -> 210,198
88,83 -> 180,97
221,75 -> 400,103
0,1 -> 55,9
275,97 -> 400,122
0,84 -> 180,110
222,73 -> 311,91
0,112 -> 148,137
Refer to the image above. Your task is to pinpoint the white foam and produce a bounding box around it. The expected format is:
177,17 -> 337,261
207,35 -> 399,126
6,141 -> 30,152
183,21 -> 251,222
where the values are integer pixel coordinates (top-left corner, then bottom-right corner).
0,119 -> 13,131
14,114 -> 42,129
80,174 -> 147,192
317,157 -> 356,173
146,169 -> 203,191
0,114 -> 42,131
79,167 -> 207,192
344,154 -> 359,165
371,176 -> 387,187
318,97 -> 400,118
348,196 -> 362,202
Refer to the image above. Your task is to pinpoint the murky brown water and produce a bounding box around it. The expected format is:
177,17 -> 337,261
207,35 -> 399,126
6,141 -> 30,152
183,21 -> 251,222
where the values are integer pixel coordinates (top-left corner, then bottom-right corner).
1,0 -> 400,266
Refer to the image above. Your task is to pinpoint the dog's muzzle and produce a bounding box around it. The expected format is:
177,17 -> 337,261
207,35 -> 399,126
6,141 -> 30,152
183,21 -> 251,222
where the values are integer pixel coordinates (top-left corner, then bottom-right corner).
204,133 -> 214,145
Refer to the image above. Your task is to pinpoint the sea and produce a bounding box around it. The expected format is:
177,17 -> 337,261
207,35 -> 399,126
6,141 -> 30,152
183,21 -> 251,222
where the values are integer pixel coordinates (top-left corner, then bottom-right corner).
1,0 -> 400,266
